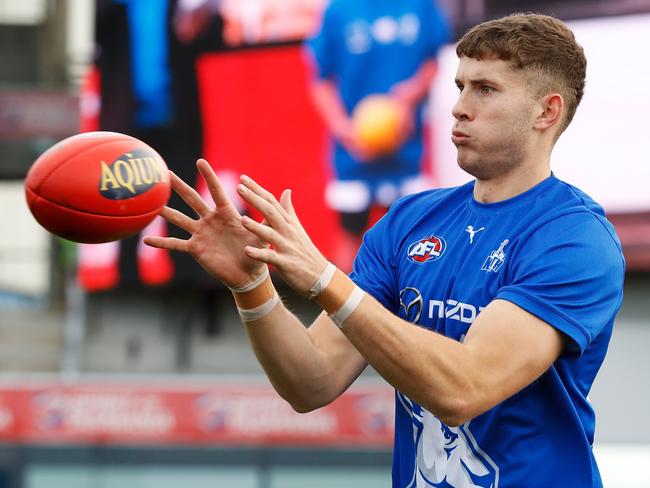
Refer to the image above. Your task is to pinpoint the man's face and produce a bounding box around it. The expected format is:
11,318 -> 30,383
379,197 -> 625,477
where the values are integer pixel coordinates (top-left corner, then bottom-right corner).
452,56 -> 539,180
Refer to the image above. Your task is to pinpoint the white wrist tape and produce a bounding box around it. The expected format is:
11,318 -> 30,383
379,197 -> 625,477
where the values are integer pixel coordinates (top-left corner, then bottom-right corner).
228,267 -> 270,293
237,293 -> 280,322
229,267 -> 279,323
308,262 -> 337,299
329,286 -> 365,328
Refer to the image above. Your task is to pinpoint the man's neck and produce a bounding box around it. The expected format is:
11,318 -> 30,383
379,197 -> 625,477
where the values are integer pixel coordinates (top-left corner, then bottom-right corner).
473,163 -> 551,203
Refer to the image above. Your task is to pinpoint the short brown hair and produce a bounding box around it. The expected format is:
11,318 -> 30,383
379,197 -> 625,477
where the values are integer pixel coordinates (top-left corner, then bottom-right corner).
456,13 -> 586,135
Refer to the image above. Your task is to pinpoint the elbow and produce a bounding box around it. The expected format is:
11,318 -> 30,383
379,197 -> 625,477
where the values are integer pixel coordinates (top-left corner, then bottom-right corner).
421,390 -> 476,428
436,400 -> 473,428
289,401 -> 318,414
280,385 -> 337,414
288,395 -> 331,414
438,411 -> 471,428
269,370 -> 343,414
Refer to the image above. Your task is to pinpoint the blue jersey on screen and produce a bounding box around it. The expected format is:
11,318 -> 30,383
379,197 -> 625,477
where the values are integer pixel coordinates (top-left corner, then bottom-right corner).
350,175 -> 625,488
307,0 -> 450,183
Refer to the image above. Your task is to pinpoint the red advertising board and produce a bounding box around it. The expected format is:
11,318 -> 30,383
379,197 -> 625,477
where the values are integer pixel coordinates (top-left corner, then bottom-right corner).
0,381 -> 394,447
0,91 -> 80,139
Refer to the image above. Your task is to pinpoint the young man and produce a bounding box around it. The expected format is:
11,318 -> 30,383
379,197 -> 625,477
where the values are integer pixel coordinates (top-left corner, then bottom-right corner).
145,13 -> 625,488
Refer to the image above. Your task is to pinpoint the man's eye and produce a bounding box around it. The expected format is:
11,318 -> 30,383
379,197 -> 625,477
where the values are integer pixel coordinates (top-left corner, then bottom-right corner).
480,86 -> 493,94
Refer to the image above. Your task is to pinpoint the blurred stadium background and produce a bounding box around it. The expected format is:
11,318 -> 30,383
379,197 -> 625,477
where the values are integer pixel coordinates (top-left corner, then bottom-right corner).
1,0 -> 649,487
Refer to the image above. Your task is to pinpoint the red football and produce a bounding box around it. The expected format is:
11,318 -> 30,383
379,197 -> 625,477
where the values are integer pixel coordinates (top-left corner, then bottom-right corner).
25,131 -> 171,243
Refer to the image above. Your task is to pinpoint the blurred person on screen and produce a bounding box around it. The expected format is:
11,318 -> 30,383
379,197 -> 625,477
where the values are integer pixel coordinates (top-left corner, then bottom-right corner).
305,0 -> 451,270
145,13 -> 625,488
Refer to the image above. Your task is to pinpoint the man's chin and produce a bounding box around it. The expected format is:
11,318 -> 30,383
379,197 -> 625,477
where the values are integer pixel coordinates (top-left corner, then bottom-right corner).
458,158 -> 499,181
457,157 -> 480,178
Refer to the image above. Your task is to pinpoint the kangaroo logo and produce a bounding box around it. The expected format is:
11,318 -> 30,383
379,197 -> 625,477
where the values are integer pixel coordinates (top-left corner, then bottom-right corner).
481,239 -> 509,273
398,393 -> 499,487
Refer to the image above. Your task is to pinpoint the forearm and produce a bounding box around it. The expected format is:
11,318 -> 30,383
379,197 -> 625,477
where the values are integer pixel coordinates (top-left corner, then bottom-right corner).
241,300 -> 333,411
340,294 -> 477,425
324,287 -> 562,426
231,272 -> 365,412
309,79 -> 351,139
298,267 -> 477,424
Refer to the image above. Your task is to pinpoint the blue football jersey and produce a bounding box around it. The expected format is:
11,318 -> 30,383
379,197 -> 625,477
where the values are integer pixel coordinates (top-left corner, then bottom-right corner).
306,0 -> 450,182
350,174 -> 625,487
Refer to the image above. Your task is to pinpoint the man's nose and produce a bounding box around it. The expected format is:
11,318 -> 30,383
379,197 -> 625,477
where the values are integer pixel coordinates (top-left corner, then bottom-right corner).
452,92 -> 471,121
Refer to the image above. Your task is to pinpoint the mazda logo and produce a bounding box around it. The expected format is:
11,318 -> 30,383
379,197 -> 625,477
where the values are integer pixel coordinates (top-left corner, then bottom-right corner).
399,287 -> 423,323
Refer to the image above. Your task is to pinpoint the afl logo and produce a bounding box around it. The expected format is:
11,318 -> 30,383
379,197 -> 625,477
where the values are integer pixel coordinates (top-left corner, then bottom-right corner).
407,235 -> 447,264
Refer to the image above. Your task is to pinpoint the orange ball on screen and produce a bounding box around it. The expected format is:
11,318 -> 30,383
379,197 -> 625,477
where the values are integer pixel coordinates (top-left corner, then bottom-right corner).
352,95 -> 405,157
24,131 -> 171,243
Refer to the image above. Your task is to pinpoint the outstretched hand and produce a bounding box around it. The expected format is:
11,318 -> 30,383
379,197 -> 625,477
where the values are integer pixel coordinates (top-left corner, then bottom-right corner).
143,159 -> 267,289
235,175 -> 330,296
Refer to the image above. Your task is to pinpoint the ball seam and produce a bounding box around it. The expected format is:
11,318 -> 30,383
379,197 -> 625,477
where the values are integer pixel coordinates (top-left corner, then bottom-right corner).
29,137 -> 134,192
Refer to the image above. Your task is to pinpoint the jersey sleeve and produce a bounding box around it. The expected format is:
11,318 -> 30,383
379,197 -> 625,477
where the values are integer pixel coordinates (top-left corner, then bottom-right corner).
496,212 -> 625,357
304,1 -> 340,80
349,211 -> 400,313
419,0 -> 451,58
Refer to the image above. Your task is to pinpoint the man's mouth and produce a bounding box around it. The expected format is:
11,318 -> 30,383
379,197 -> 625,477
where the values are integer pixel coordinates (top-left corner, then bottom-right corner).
451,129 -> 470,145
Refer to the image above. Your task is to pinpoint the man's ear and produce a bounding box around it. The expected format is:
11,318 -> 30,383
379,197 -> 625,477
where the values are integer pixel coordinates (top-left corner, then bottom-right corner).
534,93 -> 564,131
